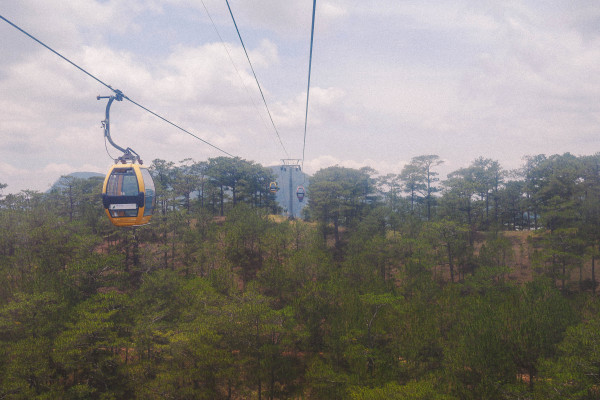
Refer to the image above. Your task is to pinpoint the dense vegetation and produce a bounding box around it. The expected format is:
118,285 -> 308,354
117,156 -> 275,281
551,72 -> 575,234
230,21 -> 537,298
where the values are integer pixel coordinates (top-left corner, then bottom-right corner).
1,153 -> 600,399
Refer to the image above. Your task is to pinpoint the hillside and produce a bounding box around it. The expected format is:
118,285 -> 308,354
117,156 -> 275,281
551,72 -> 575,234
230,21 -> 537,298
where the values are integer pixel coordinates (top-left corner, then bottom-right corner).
47,171 -> 104,193
2,153 -> 600,399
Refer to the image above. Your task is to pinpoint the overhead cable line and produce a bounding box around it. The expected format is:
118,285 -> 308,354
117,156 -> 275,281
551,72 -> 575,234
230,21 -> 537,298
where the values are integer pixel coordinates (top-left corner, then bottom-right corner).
199,1 -> 279,153
1,15 -> 113,92
0,14 -> 235,158
122,96 -> 235,157
224,0 -> 290,158
301,0 -> 317,173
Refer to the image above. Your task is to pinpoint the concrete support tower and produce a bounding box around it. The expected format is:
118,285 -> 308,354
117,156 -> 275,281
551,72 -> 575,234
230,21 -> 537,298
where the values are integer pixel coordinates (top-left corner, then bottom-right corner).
280,159 -> 301,219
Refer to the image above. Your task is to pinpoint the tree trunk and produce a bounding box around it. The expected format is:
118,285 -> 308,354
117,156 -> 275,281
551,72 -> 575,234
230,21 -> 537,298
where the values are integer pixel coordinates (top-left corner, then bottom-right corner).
124,234 -> 129,268
579,262 -> 583,292
426,171 -> 431,221
466,199 -> 472,227
163,217 -> 168,269
220,185 -> 224,216
528,368 -> 535,391
447,244 -> 454,283
561,260 -> 566,293
171,233 -> 176,270
593,254 -> 596,295
200,180 -> 205,208
257,319 -> 262,400
333,217 -> 340,248
132,229 -> 139,267
68,185 -> 74,222
269,365 -> 275,400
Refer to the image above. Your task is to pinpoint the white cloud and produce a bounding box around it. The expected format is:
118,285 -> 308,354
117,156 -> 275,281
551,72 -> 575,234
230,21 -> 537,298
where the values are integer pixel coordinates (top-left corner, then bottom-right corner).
42,163 -> 76,175
0,161 -> 19,176
303,154 -> 408,176
0,160 -> 106,194
2,1 -> 600,195
229,0 -> 343,38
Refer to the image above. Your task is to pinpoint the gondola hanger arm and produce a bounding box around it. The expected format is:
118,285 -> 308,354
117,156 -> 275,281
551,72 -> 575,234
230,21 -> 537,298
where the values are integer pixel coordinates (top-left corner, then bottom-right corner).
97,91 -> 141,164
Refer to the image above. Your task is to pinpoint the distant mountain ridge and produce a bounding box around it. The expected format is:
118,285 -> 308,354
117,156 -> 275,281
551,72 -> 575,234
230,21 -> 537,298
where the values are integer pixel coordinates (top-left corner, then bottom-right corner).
67,172 -> 104,180
47,172 -> 104,193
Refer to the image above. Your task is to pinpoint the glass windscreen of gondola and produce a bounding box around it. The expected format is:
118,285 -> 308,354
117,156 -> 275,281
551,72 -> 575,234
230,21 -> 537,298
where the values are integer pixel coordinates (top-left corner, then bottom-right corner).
106,168 -> 139,217
140,168 -> 155,217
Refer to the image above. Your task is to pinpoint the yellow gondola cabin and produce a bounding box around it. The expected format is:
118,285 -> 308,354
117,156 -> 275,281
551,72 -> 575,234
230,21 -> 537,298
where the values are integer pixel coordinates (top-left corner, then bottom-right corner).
102,163 -> 156,227
269,182 -> 279,193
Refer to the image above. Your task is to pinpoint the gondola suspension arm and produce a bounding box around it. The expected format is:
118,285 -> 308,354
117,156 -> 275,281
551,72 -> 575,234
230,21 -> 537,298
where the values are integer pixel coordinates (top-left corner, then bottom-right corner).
97,90 -> 142,164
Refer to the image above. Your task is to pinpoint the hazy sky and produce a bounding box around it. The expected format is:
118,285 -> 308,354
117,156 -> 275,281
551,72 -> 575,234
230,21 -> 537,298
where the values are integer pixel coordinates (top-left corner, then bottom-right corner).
1,1 -> 600,193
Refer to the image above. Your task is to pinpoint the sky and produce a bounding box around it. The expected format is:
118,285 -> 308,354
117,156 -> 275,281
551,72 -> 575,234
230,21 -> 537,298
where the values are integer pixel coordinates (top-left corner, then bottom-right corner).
1,1 -> 600,194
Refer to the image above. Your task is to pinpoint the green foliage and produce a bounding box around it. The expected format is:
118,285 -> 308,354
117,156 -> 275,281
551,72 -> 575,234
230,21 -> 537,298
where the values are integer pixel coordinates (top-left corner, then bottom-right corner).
1,153 -> 599,398
53,292 -> 132,398
307,165 -> 377,247
534,299 -> 600,399
400,155 -> 444,220
349,380 -> 456,400
421,219 -> 472,282
305,357 -> 349,399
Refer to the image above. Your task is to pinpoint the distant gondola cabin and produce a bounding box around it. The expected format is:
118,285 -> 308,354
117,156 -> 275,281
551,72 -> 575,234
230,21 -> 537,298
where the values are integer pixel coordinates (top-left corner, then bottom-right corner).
102,163 -> 155,227
296,185 -> 306,202
269,182 -> 279,193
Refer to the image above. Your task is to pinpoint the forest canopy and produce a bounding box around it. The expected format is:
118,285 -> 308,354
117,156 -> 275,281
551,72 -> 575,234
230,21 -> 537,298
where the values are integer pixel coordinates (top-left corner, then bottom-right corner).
1,152 -> 599,399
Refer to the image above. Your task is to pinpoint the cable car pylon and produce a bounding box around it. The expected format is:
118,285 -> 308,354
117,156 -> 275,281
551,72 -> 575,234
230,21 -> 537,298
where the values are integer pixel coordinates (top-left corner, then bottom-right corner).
279,159 -> 302,219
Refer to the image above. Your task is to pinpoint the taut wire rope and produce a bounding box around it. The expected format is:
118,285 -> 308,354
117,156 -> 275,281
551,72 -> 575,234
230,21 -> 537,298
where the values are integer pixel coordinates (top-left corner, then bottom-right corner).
0,14 -> 235,158
301,0 -> 317,174
224,0 -> 289,158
